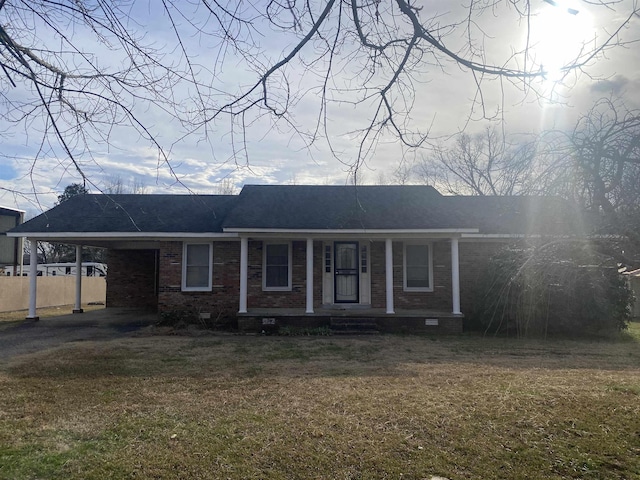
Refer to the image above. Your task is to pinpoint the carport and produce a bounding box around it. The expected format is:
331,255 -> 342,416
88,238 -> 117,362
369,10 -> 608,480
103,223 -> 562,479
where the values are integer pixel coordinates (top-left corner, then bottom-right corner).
22,241 -> 86,320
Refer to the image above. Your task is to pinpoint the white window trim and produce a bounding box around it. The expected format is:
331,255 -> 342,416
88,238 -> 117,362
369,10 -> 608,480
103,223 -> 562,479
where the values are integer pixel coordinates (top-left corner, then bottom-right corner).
182,242 -> 213,292
403,242 -> 434,292
263,241 -> 292,291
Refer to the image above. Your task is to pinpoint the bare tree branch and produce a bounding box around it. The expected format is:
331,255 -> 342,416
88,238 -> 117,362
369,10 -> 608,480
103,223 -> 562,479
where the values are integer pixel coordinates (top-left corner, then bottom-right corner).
0,0 -> 638,202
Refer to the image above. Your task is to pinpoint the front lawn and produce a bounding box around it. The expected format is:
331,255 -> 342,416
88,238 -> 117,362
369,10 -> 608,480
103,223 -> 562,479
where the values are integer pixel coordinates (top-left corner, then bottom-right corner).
0,324 -> 639,479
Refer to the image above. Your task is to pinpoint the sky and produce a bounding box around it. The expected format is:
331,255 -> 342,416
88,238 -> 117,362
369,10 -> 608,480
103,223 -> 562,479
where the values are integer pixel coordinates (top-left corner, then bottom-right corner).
1,0 -> 639,219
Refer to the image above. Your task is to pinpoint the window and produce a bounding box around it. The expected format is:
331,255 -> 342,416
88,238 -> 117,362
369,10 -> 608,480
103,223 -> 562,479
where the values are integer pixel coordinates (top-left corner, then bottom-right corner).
403,243 -> 432,291
182,243 -> 212,291
263,242 -> 291,290
325,245 -> 332,273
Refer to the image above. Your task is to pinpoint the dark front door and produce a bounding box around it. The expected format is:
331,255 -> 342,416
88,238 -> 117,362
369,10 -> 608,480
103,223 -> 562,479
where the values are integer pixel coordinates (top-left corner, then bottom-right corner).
334,242 -> 359,303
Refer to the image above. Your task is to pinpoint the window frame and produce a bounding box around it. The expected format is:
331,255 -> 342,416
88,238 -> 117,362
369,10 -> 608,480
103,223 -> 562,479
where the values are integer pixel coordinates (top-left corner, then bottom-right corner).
403,242 -> 434,292
182,242 -> 213,292
262,241 -> 292,291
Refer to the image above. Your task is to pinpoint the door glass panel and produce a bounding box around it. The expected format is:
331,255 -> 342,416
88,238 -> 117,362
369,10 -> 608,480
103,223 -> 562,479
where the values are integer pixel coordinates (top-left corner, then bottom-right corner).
335,243 -> 358,302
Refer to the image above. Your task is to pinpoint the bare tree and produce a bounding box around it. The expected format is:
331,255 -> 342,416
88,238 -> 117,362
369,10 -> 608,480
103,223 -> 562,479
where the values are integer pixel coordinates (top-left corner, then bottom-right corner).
569,98 -> 640,217
214,178 -> 237,195
104,175 -> 147,194
416,128 -> 538,195
539,98 -> 640,252
36,183 -> 104,262
1,0 -> 638,197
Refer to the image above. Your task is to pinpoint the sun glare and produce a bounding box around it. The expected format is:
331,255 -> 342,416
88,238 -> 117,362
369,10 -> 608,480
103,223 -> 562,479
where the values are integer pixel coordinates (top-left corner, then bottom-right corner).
528,2 -> 594,85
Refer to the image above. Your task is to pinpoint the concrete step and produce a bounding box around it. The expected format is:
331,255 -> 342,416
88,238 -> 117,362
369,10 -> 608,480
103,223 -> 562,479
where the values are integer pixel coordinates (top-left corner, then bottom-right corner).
330,317 -> 379,334
330,317 -> 377,326
330,329 -> 380,335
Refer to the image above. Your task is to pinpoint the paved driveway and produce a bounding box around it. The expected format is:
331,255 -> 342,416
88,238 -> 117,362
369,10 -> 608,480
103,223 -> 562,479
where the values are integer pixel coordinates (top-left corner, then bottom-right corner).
0,308 -> 157,361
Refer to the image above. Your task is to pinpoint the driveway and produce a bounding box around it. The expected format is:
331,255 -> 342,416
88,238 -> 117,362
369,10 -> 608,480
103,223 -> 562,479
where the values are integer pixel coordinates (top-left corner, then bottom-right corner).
0,308 -> 157,361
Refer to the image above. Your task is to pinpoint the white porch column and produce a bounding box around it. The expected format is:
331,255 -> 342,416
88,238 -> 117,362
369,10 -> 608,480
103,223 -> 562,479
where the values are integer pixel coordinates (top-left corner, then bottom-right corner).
27,238 -> 39,320
385,238 -> 395,314
73,245 -> 84,313
451,237 -> 461,315
306,238 -> 314,314
239,237 -> 248,313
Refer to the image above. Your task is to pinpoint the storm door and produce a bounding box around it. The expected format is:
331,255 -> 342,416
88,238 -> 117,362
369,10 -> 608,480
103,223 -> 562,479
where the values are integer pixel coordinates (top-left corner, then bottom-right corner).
334,242 -> 359,303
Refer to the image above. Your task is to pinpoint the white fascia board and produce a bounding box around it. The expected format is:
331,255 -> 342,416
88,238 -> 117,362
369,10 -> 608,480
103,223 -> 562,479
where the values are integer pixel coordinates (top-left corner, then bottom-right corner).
6,231 -> 239,239
460,233 -> 526,239
224,228 -> 479,236
0,205 -> 26,213
460,233 -> 599,240
460,233 -> 596,240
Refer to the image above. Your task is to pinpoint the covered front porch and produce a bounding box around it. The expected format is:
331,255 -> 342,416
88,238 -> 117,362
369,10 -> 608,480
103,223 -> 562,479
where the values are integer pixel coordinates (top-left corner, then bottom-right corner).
236,235 -> 464,317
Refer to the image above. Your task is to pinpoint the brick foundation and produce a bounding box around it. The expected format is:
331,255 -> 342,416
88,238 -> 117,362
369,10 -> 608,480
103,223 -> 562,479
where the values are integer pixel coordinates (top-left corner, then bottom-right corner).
237,313 -> 463,334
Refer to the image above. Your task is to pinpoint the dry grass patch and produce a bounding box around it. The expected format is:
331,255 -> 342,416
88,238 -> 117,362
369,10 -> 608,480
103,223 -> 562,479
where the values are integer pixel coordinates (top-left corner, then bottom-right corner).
0,324 -> 639,479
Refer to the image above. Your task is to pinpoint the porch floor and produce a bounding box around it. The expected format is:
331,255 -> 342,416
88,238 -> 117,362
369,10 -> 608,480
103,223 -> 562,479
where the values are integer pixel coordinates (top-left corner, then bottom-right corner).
237,308 -> 464,334
238,307 -> 462,318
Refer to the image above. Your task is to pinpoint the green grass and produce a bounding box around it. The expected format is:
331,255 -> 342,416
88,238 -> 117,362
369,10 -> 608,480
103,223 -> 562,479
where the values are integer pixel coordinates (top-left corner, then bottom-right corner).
0,323 -> 639,479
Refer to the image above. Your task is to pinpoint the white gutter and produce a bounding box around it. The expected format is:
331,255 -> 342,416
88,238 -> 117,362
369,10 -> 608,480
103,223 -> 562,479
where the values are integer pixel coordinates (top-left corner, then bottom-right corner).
0,205 -> 26,213
460,233 -> 526,239
6,232 -> 239,239
224,228 -> 479,234
460,233 -> 604,239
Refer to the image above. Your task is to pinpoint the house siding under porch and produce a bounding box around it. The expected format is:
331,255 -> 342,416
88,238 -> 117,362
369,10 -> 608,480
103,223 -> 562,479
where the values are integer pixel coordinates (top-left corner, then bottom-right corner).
106,249 -> 159,311
103,239 -> 505,332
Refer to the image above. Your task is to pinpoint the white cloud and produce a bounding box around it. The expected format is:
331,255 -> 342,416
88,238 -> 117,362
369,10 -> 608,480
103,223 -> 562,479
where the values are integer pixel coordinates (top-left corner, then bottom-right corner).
1,0 -> 639,214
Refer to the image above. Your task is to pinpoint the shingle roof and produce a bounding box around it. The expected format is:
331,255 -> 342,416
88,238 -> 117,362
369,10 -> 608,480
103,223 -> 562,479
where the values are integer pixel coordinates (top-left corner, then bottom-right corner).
222,185 -> 470,230
8,186 -> 585,236
446,196 -> 583,235
9,194 -> 237,233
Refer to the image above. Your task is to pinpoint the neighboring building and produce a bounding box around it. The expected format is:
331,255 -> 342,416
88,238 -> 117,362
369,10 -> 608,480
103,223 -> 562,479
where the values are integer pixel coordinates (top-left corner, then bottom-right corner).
0,206 -> 25,275
7,185 -> 582,332
2,262 -> 107,277
623,268 -> 640,319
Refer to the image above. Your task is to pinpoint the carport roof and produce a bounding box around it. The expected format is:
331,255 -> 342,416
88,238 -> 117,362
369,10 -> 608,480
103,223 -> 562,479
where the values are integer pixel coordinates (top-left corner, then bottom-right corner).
9,194 -> 238,234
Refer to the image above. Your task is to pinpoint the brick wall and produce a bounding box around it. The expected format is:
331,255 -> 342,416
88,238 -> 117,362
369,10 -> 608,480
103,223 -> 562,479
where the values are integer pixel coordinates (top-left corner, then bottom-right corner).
370,240 -> 452,310
157,241 -> 240,315
458,240 -> 507,315
247,240 -> 323,309
106,249 -> 158,311
154,240 -> 323,313
105,239 -> 506,317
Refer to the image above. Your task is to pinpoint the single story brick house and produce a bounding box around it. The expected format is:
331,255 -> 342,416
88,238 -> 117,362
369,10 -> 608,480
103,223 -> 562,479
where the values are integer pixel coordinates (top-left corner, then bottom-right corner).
8,185 -> 579,332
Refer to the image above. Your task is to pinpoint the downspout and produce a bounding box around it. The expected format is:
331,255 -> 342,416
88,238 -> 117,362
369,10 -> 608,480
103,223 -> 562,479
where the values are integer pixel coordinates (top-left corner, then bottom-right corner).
451,237 -> 461,315
385,238 -> 395,314
239,237 -> 248,313
306,238 -> 314,314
